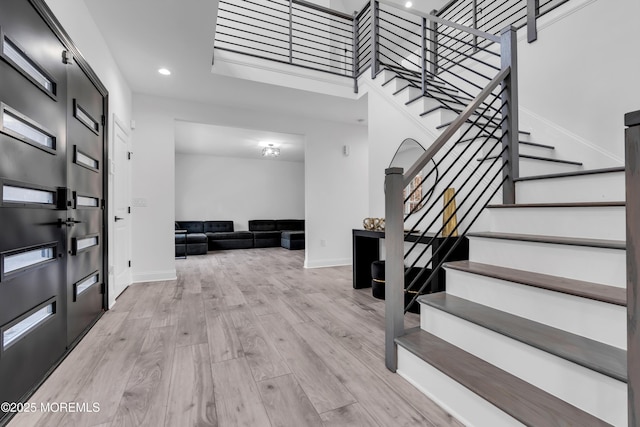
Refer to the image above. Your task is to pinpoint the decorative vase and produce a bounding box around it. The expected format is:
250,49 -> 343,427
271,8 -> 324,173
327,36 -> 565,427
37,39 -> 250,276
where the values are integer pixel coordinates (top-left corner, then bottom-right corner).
442,188 -> 458,237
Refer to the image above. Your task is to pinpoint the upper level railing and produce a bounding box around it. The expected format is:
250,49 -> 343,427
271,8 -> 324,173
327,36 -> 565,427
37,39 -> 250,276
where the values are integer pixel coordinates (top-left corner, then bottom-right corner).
215,0 -> 355,77
213,0 -> 569,86
437,0 -> 571,42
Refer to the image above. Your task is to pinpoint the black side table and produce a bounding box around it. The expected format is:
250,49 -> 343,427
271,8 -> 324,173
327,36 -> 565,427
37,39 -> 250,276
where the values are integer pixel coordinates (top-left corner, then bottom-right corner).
175,229 -> 187,259
352,229 -> 468,291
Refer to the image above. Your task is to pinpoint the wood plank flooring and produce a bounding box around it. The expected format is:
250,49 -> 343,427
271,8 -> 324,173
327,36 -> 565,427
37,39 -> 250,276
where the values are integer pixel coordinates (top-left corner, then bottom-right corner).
8,248 -> 462,427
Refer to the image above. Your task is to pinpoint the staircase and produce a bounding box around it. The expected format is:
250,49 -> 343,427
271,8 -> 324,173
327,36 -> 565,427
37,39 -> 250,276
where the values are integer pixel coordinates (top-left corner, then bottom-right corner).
373,61 -> 626,426
395,167 -> 627,426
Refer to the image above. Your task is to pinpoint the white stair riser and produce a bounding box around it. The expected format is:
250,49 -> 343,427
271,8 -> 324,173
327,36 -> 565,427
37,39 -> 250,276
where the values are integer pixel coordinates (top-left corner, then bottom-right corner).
516,172 -> 625,203
486,206 -> 625,240
445,269 -> 626,349
397,348 -> 525,427
378,69 -> 397,83
406,97 -> 441,116
419,306 -> 627,426
468,237 -> 625,287
518,158 -> 583,177
421,108 -> 458,129
397,86 -> 422,104
384,77 -> 410,95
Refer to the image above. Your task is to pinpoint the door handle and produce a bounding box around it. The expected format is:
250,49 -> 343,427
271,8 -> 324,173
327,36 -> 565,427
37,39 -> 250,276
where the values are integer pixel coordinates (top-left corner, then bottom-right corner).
66,218 -> 82,227
115,216 -> 125,222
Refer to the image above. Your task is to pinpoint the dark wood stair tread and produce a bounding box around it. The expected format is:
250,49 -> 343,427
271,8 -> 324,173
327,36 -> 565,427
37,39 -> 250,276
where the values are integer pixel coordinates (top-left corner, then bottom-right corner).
487,201 -> 625,208
437,120 -> 531,132
392,83 -> 415,95
443,260 -> 626,306
417,293 -> 627,382
456,136 -> 554,150
514,166 -> 625,182
466,231 -> 626,250
396,329 -> 613,427
519,140 -> 555,149
478,154 -> 582,166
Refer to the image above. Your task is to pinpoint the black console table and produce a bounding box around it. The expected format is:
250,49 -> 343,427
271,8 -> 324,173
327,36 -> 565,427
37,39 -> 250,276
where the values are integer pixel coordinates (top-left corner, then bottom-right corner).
352,229 -> 469,291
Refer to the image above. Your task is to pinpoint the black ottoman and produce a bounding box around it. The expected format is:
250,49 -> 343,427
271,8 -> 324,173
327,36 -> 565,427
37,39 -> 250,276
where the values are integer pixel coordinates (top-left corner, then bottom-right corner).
175,232 -> 208,256
281,231 -> 305,250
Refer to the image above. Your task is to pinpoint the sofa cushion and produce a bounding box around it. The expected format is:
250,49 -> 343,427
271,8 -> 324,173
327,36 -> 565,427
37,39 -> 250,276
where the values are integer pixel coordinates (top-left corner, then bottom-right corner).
186,233 -> 208,244
252,230 -> 281,238
207,231 -> 253,240
177,221 -> 204,234
209,239 -> 253,250
204,220 -> 234,233
276,219 -> 304,231
248,220 -> 276,231
252,230 -> 281,248
175,242 -> 207,257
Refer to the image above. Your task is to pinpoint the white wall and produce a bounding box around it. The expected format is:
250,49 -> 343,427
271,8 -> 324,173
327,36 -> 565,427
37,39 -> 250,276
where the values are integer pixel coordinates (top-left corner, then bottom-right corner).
175,154 -> 304,230
517,0 -> 640,165
366,87 -> 437,218
132,94 -> 368,281
45,0 -> 133,308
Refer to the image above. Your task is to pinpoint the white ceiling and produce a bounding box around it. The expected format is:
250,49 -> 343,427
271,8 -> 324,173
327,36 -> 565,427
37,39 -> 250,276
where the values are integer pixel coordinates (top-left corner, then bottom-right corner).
81,0 -> 446,158
83,0 -> 368,125
175,121 -> 305,162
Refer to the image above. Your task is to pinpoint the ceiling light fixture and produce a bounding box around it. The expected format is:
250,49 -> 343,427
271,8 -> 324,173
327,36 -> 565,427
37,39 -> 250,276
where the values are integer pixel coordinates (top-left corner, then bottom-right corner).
158,68 -> 171,76
405,1 -> 413,7
262,143 -> 280,157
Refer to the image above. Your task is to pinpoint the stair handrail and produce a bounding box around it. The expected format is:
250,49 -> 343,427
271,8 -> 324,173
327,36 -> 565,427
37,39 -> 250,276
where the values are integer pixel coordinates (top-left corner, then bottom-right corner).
378,0 -> 500,44
404,66 -> 509,185
381,5 -> 520,371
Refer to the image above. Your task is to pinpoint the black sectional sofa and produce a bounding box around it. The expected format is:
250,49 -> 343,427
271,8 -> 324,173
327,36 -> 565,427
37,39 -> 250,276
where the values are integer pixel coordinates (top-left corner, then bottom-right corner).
204,221 -> 254,250
175,219 -> 305,257
248,219 -> 305,249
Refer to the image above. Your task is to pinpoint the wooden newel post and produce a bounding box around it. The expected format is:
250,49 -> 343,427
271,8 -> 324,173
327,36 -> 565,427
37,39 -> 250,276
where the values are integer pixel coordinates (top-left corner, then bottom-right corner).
385,167 -> 405,372
371,0 -> 380,78
625,110 -> 640,427
500,25 -> 519,205
527,0 -> 540,43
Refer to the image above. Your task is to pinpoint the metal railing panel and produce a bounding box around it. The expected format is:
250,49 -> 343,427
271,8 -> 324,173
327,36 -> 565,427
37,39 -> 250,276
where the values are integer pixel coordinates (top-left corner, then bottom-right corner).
215,0 -> 355,76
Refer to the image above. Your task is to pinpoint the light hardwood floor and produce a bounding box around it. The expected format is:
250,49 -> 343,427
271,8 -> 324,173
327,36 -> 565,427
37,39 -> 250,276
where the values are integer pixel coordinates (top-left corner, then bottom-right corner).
9,248 -> 462,427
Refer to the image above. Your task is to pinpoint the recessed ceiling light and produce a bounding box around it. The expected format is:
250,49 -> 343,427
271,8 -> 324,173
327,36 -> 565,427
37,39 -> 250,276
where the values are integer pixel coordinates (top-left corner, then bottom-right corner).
405,1 -> 413,7
158,68 -> 171,76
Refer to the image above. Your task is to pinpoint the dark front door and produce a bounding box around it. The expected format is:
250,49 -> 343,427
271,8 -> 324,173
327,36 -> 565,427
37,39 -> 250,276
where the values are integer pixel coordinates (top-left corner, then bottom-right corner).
0,0 -> 107,413
65,62 -> 105,345
0,0 -> 69,406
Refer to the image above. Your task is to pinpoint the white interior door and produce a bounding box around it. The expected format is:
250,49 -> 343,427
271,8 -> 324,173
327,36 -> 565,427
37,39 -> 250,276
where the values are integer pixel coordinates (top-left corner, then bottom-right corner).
113,116 -> 131,298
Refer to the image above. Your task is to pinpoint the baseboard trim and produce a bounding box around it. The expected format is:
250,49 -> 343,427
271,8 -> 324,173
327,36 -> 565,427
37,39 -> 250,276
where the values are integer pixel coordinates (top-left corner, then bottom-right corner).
132,270 -> 177,283
304,258 -> 351,269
